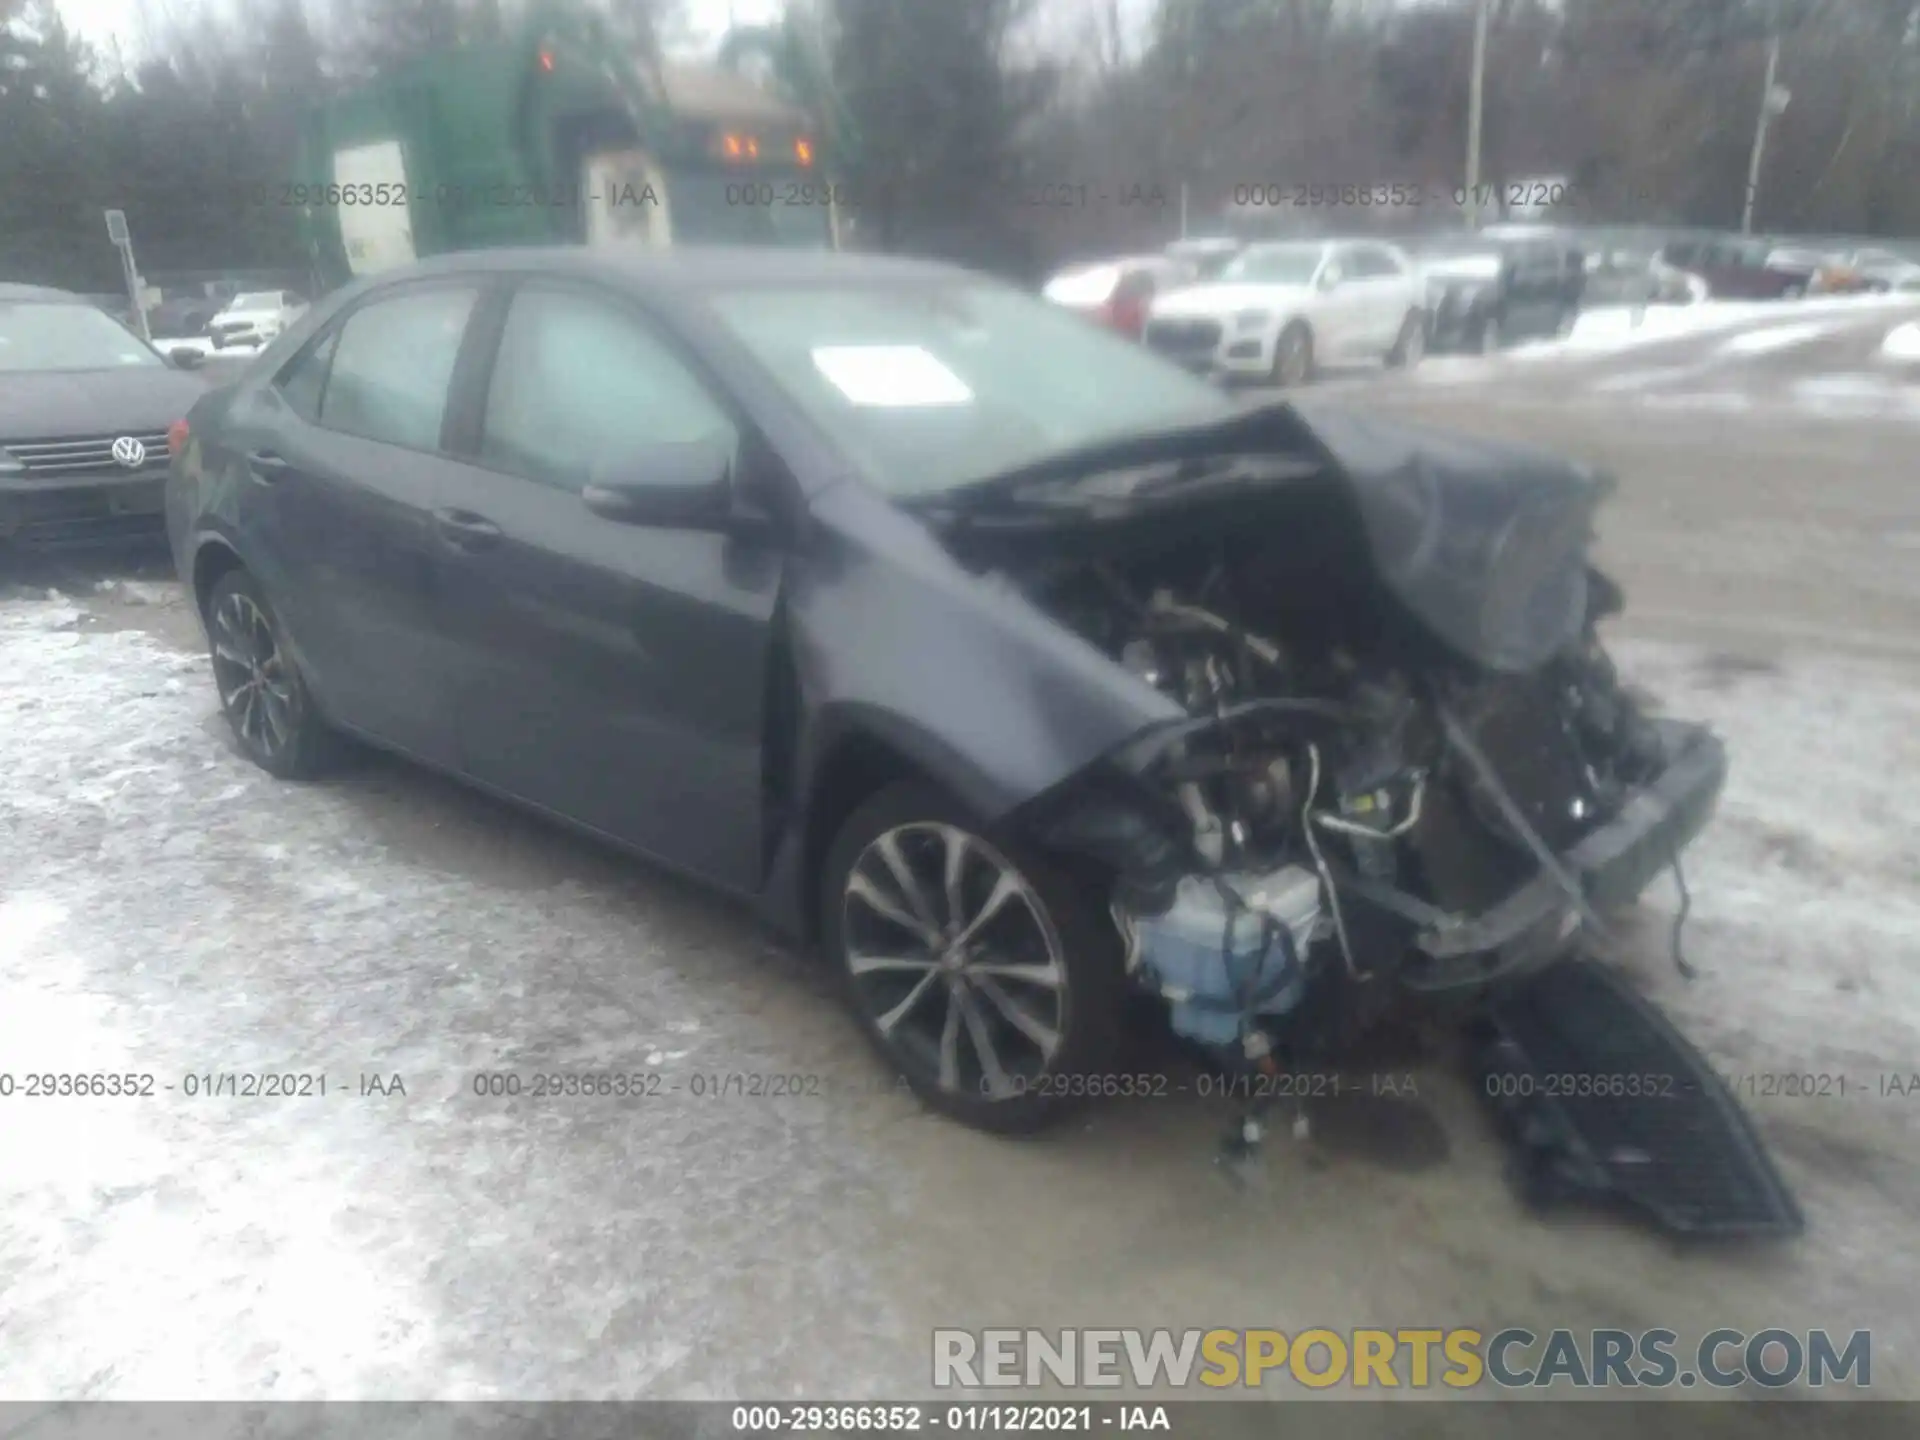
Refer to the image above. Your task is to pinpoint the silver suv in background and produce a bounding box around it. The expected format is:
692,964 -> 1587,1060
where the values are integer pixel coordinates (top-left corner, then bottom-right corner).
1141,238 -> 1426,385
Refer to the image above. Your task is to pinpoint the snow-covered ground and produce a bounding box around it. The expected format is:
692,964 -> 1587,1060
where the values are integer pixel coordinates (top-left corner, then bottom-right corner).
1602,638 -> 1920,1076
1882,322 -> 1920,362
151,334 -> 262,360
1509,294 -> 1914,361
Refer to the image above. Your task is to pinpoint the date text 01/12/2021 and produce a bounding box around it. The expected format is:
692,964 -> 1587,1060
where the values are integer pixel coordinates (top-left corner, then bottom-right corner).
729,1405 -> 1168,1432
1226,181 -> 1639,210
0,1072 -> 405,1098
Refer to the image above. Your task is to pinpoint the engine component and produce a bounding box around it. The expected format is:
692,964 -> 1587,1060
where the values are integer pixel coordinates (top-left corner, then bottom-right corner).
1116,865 -> 1325,1046
1176,781 -> 1226,867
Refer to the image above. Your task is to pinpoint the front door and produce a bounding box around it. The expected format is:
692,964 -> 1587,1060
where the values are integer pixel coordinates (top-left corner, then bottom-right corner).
1315,249 -> 1372,363
436,278 -> 784,891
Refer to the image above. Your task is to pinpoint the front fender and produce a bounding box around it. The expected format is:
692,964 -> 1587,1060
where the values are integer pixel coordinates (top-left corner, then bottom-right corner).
787,479 -> 1183,823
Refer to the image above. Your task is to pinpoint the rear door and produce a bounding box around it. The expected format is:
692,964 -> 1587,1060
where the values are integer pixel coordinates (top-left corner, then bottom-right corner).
236,278 -> 486,762
1360,244 -> 1418,350
434,277 -> 786,890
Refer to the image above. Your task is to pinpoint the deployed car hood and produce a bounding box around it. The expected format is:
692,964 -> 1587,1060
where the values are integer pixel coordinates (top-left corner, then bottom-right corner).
1287,397 -> 1606,672
928,397 -> 1608,675
1149,282 -> 1313,318
0,366 -> 205,441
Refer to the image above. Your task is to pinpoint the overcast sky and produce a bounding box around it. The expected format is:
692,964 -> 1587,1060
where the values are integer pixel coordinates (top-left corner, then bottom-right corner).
51,0 -> 1156,72
50,0 -> 788,68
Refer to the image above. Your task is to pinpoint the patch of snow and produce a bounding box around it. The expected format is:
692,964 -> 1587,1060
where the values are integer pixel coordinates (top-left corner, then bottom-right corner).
1407,356 -> 1502,385
1605,640 -> 1920,1085
1637,390 -> 1756,413
1588,363 -> 1704,393
1508,294 -> 1914,361
1789,372 -> 1920,419
1716,320 -> 1846,356
1881,322 -> 1920,362
0,591 -> 921,1401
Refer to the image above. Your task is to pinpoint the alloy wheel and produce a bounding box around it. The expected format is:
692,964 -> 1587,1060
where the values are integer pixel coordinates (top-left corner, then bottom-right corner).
1275,330 -> 1311,387
1399,318 -> 1425,367
840,822 -> 1068,1102
210,590 -> 297,759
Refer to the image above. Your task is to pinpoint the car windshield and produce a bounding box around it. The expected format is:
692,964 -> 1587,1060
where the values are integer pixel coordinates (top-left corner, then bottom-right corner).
0,301 -> 160,373
1218,245 -> 1325,284
229,293 -> 281,310
708,282 -> 1235,497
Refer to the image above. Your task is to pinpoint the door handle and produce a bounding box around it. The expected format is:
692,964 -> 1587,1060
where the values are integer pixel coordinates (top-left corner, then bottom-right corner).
433,507 -> 502,551
245,450 -> 290,484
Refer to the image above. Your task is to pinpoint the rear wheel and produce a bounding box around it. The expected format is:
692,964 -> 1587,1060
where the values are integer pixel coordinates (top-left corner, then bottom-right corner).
205,569 -> 339,779
1388,310 -> 1426,368
1271,322 -> 1314,387
821,781 -> 1127,1133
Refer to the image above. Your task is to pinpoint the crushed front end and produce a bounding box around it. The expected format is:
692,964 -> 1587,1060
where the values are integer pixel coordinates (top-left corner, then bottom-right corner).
946,400 -> 1794,1232
1017,568 -> 1724,1067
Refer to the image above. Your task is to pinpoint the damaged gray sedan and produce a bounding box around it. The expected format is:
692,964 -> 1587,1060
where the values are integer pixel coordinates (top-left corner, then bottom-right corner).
169,249 -> 1795,1233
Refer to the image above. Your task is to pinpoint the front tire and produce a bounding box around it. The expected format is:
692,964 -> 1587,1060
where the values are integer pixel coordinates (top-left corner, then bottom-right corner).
1387,310 -> 1425,368
820,781 -> 1127,1134
1271,322 -> 1314,387
205,568 -> 339,779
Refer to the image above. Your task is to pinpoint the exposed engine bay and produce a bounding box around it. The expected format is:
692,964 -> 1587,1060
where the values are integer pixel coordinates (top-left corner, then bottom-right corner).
991,501 -> 1717,1147
924,401 -> 1792,1233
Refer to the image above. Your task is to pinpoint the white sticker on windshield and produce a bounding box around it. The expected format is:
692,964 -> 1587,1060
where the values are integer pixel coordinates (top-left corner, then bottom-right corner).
811,345 -> 974,407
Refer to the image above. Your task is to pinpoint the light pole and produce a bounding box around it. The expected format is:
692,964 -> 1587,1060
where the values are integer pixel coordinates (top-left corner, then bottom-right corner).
1742,34 -> 1790,234
1464,0 -> 1489,229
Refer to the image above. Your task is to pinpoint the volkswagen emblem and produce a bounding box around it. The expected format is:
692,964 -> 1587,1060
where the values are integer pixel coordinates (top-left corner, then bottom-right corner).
111,436 -> 148,469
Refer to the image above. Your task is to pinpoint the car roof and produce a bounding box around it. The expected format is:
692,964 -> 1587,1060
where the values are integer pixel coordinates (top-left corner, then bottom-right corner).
0,282 -> 80,303
382,245 -> 983,297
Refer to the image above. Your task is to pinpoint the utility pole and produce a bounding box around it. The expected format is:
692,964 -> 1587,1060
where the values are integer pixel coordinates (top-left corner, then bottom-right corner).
1742,33 -> 1789,234
1464,0 -> 1489,229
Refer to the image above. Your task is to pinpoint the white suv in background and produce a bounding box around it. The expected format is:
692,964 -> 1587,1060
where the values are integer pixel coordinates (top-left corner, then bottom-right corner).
1141,239 -> 1426,385
208,290 -> 308,350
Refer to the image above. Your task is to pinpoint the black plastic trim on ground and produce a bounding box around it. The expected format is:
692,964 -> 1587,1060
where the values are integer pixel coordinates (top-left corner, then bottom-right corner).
1477,956 -> 1804,1238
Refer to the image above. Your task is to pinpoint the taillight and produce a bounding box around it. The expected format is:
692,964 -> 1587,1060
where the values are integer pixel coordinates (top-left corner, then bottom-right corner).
167,419 -> 190,457
1110,294 -> 1146,337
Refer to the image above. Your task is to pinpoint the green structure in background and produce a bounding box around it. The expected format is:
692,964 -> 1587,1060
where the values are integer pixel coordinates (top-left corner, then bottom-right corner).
295,0 -> 847,294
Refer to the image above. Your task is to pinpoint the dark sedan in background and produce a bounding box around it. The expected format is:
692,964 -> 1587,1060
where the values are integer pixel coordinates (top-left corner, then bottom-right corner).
160,247 -> 1787,1234
1410,228 -> 1586,352
1,283 -> 209,548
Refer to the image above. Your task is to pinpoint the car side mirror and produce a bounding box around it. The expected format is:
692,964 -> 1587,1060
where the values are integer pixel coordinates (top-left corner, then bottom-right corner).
581,437 -> 735,530
168,346 -> 206,370
1317,268 -> 1342,291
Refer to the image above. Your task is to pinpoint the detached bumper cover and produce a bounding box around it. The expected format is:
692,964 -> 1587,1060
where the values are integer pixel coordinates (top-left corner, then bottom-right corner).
1479,956 -> 1804,1237
1351,720 -> 1726,988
